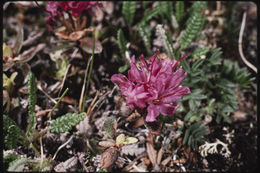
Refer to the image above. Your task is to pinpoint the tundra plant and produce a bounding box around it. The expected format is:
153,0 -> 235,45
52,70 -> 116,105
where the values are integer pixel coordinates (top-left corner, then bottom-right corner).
111,50 -> 190,122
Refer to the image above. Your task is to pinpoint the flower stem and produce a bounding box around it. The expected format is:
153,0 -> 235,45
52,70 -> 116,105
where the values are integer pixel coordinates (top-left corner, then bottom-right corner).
48,88 -> 69,119
82,29 -> 96,112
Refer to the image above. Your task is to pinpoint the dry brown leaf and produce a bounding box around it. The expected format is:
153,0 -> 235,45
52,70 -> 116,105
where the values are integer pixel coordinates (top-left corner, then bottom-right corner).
136,161 -> 148,172
172,158 -> 186,164
121,143 -> 145,156
183,146 -> 190,159
177,138 -> 182,147
94,6 -> 104,22
3,90 -> 11,112
145,121 -> 162,135
156,147 -> 164,165
61,96 -> 78,105
231,111 -> 247,122
161,156 -> 171,166
54,156 -> 78,172
141,157 -> 151,166
133,117 -> 144,128
126,110 -> 141,122
77,116 -> 92,136
99,140 -> 116,148
146,142 -> 157,166
36,109 -> 52,117
55,28 -> 93,41
183,147 -> 197,163
23,30 -> 44,47
102,2 -> 114,15
101,147 -> 119,169
3,60 -> 15,72
115,157 -> 125,168
189,152 -> 198,163
14,43 -> 46,63
79,37 -> 103,54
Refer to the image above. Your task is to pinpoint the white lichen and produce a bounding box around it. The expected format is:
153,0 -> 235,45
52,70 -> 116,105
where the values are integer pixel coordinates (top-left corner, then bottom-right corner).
199,138 -> 231,158
223,127 -> 234,144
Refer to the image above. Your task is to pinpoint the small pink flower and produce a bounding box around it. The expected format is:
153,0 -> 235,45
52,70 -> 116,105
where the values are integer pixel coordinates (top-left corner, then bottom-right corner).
111,51 -> 190,122
45,1 -> 103,30
111,74 -> 149,109
66,1 -> 103,17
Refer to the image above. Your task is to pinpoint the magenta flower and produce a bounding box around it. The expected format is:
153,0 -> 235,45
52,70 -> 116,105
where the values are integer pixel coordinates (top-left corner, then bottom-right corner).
66,1 -> 103,17
111,51 -> 190,122
45,1 -> 103,30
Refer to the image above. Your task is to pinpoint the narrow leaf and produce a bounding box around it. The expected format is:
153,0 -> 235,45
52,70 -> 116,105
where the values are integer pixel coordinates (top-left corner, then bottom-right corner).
122,2 -> 137,25
25,72 -> 37,139
117,29 -> 127,57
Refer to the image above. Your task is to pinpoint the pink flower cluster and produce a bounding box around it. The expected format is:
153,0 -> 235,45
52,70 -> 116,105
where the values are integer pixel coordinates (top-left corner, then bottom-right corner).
111,51 -> 190,122
45,1 -> 102,30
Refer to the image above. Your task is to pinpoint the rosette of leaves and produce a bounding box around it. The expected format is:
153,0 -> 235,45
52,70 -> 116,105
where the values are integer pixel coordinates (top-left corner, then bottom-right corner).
181,48 -> 255,124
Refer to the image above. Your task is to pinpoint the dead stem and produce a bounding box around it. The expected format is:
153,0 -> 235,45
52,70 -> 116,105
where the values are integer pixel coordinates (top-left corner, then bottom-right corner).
238,12 -> 257,73
52,135 -> 74,160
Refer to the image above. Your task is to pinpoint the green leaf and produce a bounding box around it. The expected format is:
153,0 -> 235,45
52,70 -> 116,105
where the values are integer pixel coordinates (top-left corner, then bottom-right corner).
180,12 -> 206,49
25,72 -> 37,139
157,1 -> 174,21
103,116 -> 117,139
182,128 -> 190,145
137,23 -> 152,55
4,153 -> 20,170
192,59 -> 204,71
8,157 -> 28,172
189,1 -> 207,15
208,48 -> 222,65
117,29 -> 127,57
189,99 -> 197,111
3,115 -> 23,149
50,112 -> 86,133
188,135 -> 192,146
55,59 -> 69,78
123,137 -> 138,145
190,122 -> 202,132
192,47 -> 210,59
222,59 -> 255,88
118,64 -> 129,73
3,43 -> 13,59
116,134 -> 126,146
3,72 -> 17,94
180,59 -> 191,73
184,111 -> 193,121
183,122 -> 208,150
122,2 -> 137,25
140,5 -> 161,24
176,1 -> 184,23
142,1 -> 151,9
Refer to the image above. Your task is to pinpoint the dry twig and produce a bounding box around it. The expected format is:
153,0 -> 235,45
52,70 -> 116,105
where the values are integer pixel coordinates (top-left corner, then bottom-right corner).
238,12 -> 257,73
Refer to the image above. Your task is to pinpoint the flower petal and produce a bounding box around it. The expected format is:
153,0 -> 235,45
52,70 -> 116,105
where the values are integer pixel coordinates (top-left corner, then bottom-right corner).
128,56 -> 147,83
161,86 -> 190,103
159,103 -> 180,116
146,104 -> 160,122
